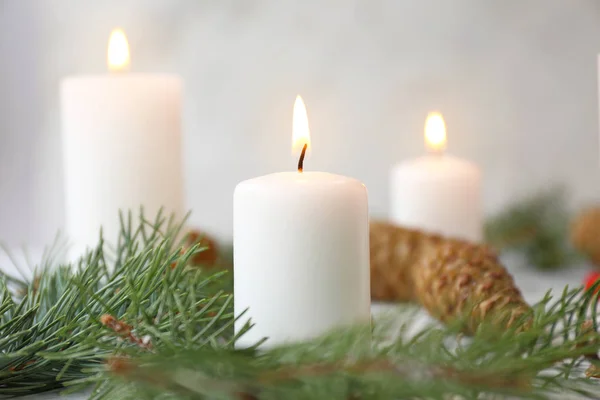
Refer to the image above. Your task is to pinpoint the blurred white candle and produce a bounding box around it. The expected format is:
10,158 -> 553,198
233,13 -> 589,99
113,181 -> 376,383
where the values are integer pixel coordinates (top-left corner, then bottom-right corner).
234,96 -> 371,348
61,29 -> 184,255
390,112 -> 482,242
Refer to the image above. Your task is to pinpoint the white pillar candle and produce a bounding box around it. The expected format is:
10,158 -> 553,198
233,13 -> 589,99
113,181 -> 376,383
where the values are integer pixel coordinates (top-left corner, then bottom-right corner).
234,96 -> 371,348
390,112 -> 482,242
60,29 -> 184,255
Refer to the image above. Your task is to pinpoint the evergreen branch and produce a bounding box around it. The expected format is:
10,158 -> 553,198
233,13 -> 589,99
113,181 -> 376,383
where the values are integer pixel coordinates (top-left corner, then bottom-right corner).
0,210 -> 233,397
89,283 -> 600,399
1,210 -> 600,399
484,186 -> 579,269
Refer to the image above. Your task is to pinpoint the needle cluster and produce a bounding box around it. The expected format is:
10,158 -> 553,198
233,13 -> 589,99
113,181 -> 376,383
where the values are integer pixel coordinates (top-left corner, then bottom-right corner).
484,186 -> 578,269
0,210 -> 599,399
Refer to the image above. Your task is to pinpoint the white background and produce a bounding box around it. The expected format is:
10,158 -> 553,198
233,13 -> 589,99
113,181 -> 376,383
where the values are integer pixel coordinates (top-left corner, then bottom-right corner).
1,0 -> 600,247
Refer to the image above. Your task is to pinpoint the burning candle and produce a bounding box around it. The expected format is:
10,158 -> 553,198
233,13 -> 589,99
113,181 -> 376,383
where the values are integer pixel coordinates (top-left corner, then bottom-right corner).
233,96 -> 371,348
61,28 -> 184,256
389,112 -> 482,242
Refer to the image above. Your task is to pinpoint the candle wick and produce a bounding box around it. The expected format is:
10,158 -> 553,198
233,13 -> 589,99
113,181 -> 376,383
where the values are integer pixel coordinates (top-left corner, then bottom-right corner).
297,143 -> 308,173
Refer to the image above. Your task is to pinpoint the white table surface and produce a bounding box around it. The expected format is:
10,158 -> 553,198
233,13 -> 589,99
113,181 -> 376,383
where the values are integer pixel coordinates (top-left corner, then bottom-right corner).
0,252 -> 591,399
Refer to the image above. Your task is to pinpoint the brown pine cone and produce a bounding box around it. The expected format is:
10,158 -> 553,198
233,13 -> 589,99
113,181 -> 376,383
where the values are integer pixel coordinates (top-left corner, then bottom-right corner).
370,221 -> 531,334
413,240 -> 531,335
184,229 -> 219,266
369,221 -> 442,302
571,207 -> 600,266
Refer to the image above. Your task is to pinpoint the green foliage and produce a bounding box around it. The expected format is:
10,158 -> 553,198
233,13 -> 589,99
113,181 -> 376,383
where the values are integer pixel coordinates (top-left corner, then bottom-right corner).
0,211 -> 600,399
484,187 -> 579,269
90,285 -> 600,400
0,210 -> 235,397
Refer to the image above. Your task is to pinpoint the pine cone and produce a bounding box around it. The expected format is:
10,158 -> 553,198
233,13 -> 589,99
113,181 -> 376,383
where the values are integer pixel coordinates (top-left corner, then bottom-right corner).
369,221 -> 442,302
571,207 -> 600,266
184,229 -> 219,266
370,221 -> 531,334
413,240 -> 531,335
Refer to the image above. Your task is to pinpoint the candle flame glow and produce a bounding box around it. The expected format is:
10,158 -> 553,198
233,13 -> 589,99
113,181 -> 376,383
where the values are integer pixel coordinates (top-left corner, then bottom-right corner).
292,95 -> 311,156
107,28 -> 130,71
424,112 -> 447,153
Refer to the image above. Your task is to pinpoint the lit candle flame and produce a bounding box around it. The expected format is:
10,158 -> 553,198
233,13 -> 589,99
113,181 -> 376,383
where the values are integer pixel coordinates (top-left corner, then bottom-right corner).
292,95 -> 311,157
424,112 -> 447,153
107,28 -> 130,71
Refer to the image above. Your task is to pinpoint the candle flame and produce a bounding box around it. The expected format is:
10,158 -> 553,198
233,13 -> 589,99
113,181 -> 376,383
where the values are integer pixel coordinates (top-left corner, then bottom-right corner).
292,95 -> 311,156
424,112 -> 447,153
107,28 -> 130,71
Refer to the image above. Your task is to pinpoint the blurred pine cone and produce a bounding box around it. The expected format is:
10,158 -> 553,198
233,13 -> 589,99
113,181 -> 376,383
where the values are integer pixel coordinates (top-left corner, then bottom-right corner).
184,229 -> 219,266
571,207 -> 600,266
369,221 -> 441,302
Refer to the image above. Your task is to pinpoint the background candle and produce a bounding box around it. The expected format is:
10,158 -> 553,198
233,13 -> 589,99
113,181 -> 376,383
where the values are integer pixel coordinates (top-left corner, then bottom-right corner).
389,112 -> 482,242
60,29 -> 184,255
234,96 -> 371,348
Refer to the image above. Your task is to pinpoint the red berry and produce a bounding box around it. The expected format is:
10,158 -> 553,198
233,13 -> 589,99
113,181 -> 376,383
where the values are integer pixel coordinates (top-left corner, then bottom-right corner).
584,271 -> 600,292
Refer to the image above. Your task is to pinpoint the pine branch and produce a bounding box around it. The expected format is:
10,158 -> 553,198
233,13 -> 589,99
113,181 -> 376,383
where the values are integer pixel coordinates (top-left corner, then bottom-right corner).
1,210 -> 600,399
0,209 -> 234,397
88,283 -> 600,400
484,186 -> 579,269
